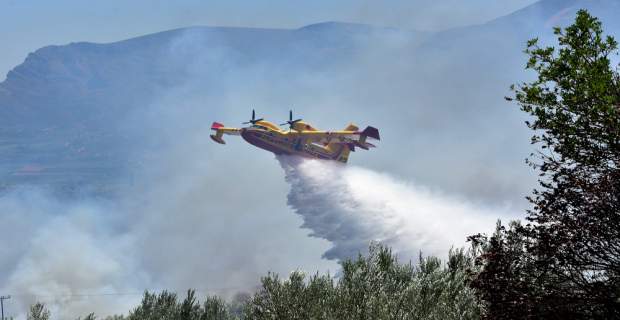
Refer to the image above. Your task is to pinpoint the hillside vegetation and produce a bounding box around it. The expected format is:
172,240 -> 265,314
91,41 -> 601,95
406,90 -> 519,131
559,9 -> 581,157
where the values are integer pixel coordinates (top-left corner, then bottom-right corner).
27,245 -> 481,320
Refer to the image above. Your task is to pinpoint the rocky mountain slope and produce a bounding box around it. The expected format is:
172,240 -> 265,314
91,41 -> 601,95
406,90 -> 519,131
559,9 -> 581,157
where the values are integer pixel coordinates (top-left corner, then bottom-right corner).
1,0 -> 617,198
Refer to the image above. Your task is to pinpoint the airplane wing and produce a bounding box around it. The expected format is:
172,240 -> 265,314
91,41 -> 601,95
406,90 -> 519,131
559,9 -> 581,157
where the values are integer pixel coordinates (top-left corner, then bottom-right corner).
295,126 -> 380,150
210,122 -> 241,144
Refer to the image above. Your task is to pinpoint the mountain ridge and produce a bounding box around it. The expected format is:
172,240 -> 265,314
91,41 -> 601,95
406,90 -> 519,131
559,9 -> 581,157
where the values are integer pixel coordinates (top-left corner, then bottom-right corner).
1,0 -> 619,198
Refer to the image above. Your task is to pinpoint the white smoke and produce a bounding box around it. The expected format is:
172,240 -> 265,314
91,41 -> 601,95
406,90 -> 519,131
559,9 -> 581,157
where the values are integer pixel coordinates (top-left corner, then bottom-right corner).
0,155 -> 352,319
0,6 -> 547,318
0,189 -> 143,319
0,179 -> 334,319
279,155 -> 517,261
0,153 -> 520,319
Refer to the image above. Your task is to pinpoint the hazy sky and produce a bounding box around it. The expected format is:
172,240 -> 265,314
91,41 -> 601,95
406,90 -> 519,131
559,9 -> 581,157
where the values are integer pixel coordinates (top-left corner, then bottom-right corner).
0,0 -> 538,79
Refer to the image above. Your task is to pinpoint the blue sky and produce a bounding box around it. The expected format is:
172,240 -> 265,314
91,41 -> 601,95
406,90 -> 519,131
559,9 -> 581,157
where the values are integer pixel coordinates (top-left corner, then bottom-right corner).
0,0 -> 537,79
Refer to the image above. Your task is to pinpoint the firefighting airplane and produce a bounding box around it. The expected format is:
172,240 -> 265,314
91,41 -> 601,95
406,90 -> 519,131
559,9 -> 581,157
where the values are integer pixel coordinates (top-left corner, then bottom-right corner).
210,110 -> 380,163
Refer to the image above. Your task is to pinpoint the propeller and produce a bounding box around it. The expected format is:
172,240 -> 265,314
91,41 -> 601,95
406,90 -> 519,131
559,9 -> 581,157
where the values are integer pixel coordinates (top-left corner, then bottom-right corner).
242,109 -> 264,125
280,110 -> 302,131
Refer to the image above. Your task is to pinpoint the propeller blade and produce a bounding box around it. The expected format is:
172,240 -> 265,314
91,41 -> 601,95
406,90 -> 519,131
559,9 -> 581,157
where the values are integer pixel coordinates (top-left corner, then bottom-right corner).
279,110 -> 302,130
243,109 -> 263,125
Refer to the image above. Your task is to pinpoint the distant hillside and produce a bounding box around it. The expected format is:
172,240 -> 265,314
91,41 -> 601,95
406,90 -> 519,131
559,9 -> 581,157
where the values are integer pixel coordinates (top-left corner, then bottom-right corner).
0,23 -> 391,193
0,0 -> 618,199
0,24 -> 379,125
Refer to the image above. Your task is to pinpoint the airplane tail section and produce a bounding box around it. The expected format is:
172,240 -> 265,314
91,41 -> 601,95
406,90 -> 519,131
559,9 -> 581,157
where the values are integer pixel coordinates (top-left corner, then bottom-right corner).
210,122 -> 226,144
210,122 -> 241,144
350,125 -> 379,150
361,126 -> 380,140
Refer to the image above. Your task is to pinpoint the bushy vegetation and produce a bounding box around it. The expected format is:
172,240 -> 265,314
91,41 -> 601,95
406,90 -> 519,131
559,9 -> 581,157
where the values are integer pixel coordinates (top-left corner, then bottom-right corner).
27,303 -> 50,320
244,244 -> 481,319
126,290 -> 237,320
30,244 -> 480,320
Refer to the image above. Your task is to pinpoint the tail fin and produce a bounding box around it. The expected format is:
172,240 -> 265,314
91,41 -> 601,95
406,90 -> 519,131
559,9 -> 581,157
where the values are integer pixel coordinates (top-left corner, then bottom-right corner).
361,126 -> 380,140
356,126 -> 380,149
211,122 -> 225,130
210,122 -> 226,144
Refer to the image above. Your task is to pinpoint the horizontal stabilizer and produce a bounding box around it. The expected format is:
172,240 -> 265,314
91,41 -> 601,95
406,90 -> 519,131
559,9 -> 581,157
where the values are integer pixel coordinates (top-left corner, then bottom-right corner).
328,140 -> 376,150
353,140 -> 376,150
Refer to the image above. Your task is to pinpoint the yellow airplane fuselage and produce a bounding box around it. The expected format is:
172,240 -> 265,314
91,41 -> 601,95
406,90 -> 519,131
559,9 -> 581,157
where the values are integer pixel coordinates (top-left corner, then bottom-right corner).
240,121 -> 351,163
210,117 -> 379,164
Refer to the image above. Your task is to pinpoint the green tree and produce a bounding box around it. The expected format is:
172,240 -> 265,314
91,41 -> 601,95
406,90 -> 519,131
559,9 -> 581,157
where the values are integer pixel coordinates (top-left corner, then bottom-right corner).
128,291 -> 178,320
244,243 -> 481,320
127,290 -> 235,320
29,245 -> 478,320
202,296 -> 232,320
243,271 -> 337,319
470,9 -> 620,319
27,303 -> 50,320
77,313 -> 97,320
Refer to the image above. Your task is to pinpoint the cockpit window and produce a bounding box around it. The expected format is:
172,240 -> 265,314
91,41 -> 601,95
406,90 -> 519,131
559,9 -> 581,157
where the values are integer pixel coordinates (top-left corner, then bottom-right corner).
253,125 -> 269,130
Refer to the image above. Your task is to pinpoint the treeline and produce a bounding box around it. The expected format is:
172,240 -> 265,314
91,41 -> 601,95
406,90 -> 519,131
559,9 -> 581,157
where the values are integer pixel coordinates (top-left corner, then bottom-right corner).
27,9 -> 620,320
28,245 -> 481,320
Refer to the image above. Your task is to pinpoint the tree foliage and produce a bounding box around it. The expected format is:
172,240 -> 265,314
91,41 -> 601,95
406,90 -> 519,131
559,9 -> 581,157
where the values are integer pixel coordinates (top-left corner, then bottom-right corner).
244,243 -> 482,320
32,245 -> 480,320
470,9 -> 620,319
27,303 -> 50,320
126,290 -> 236,320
